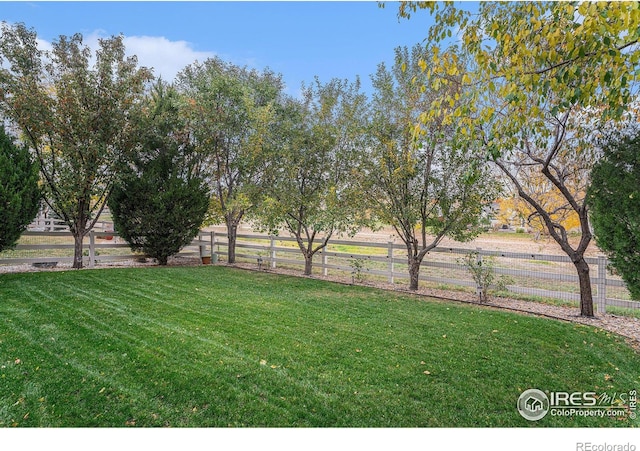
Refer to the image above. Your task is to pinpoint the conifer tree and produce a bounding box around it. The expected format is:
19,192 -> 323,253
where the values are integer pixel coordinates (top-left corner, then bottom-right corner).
588,132 -> 640,300
0,125 -> 40,252
109,82 -> 209,265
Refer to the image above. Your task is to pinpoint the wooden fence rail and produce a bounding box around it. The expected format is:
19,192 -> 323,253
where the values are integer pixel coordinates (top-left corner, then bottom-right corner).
215,232 -> 638,314
1,230 -> 637,314
0,230 -> 211,268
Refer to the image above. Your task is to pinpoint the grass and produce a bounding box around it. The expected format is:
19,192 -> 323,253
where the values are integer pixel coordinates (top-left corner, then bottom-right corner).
0,266 -> 639,427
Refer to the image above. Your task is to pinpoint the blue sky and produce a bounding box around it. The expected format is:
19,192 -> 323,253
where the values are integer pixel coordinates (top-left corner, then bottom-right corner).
1,1 -> 450,98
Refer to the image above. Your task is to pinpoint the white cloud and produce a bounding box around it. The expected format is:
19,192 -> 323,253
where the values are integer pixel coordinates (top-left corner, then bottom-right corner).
122,35 -> 216,81
30,29 -> 216,81
35,37 -> 53,53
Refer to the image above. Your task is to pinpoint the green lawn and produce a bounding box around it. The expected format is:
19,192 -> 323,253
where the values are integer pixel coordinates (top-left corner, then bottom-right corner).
0,266 -> 638,427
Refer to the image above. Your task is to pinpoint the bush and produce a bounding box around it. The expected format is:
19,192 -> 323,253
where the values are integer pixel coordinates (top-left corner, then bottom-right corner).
0,125 -> 40,252
459,251 -> 511,302
349,258 -> 368,283
110,159 -> 209,265
459,252 -> 495,302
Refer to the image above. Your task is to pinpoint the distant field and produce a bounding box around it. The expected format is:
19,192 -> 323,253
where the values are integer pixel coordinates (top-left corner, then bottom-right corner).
0,266 -> 637,427
226,224 -> 603,257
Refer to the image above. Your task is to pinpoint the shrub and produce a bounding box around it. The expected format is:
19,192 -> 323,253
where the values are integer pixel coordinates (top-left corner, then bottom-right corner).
459,251 -> 511,302
459,252 -> 495,302
349,258 -> 368,283
110,151 -> 208,266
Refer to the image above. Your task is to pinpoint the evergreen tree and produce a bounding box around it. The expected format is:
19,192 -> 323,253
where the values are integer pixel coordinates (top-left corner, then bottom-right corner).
588,132 -> 640,300
109,82 -> 209,265
0,125 -> 40,252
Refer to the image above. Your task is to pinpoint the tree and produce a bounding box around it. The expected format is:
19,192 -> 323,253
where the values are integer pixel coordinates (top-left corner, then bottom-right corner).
177,58 -> 283,263
254,78 -> 370,275
362,45 -> 498,290
109,81 -> 209,266
496,186 -> 581,235
588,131 -> 640,300
398,1 -> 640,316
0,124 -> 40,252
0,24 -> 152,268
487,107 -> 596,317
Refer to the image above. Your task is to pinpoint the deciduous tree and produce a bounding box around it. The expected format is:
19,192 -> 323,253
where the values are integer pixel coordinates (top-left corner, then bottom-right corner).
0,23 -> 152,268
177,58 -> 283,263
254,78 -> 370,275
398,1 -> 640,316
362,45 -> 498,290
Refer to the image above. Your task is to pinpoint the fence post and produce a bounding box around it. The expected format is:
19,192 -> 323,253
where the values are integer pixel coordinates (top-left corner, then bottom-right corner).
198,231 -> 206,259
322,250 -> 328,276
270,236 -> 277,269
476,248 -> 484,301
89,230 -> 95,269
597,255 -> 607,314
209,231 -> 213,258
387,241 -> 394,284
211,231 -> 219,263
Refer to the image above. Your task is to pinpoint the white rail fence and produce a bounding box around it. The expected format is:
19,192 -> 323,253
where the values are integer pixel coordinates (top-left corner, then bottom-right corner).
0,231 -> 213,268
222,233 -> 638,314
1,230 -> 637,314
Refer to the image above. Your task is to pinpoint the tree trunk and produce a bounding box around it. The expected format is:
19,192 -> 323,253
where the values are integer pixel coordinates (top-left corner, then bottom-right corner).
227,222 -> 237,264
72,232 -> 84,269
408,258 -> 421,291
574,257 -> 595,317
158,256 -> 169,266
304,253 -> 313,276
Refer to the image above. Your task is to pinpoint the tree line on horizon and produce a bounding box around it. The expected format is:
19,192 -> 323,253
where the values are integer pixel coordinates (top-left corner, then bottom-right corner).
1,1 -> 639,318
